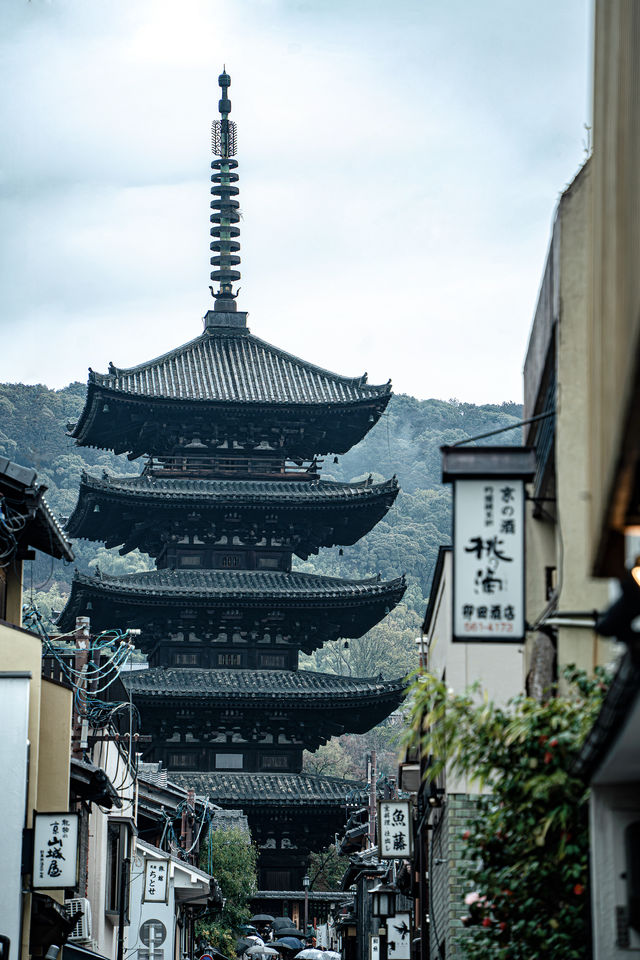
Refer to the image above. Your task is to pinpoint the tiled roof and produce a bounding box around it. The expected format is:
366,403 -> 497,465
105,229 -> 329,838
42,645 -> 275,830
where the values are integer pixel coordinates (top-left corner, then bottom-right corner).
123,667 -> 407,701
0,457 -> 74,562
88,330 -> 391,405
68,567 -> 405,601
171,772 -> 369,805
74,471 -> 399,504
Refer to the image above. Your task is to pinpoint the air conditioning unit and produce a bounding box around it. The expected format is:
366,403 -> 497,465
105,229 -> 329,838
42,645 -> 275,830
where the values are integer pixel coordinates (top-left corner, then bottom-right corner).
64,899 -> 92,943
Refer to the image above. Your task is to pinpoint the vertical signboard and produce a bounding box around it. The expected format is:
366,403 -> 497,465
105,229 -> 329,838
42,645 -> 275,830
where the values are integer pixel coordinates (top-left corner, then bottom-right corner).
369,936 -> 381,960
144,860 -> 169,902
33,812 -> 79,888
387,914 -> 411,960
453,477 -> 525,641
378,800 -> 412,859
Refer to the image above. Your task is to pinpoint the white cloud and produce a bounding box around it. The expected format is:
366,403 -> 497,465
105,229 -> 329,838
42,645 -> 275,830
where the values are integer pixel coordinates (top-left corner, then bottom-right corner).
0,0 -> 590,403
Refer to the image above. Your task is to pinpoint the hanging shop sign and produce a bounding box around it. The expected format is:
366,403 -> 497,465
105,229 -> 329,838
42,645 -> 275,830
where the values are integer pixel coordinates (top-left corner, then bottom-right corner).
378,800 -> 412,859
369,936 -> 381,960
387,914 -> 411,960
143,859 -> 169,902
442,446 -> 536,644
33,811 -> 79,889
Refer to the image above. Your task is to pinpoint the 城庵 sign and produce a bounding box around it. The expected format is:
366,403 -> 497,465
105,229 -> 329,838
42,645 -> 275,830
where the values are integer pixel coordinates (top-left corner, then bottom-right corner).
378,800 -> 412,859
33,812 -> 79,889
453,478 -> 525,641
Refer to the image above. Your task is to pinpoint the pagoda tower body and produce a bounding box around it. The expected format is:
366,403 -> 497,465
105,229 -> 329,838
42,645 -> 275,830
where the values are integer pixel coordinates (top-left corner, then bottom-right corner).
60,72 -> 406,889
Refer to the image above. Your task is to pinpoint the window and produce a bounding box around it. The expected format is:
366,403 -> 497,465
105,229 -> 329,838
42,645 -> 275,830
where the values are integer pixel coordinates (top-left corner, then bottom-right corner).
261,755 -> 290,770
180,554 -> 202,568
173,652 -> 199,666
217,653 -> 243,667
215,753 -> 244,769
259,654 -> 287,669
106,820 -> 133,918
221,554 -> 242,568
257,556 -> 281,570
264,869 -> 291,889
169,752 -> 196,768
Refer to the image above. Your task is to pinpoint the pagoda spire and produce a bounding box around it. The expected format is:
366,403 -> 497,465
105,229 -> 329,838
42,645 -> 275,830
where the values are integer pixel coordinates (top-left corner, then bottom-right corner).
209,68 -> 242,314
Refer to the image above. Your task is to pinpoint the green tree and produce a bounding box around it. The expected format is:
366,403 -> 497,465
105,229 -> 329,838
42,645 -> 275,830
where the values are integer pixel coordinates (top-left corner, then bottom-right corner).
405,667 -> 610,960
198,826 -> 258,956
308,844 -> 349,892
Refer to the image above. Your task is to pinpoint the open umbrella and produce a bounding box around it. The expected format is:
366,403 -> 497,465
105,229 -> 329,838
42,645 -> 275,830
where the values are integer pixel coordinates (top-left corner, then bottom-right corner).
251,916 -> 275,925
277,929 -> 304,938
245,949 -> 279,959
272,918 -> 295,931
273,939 -> 304,953
236,940 -> 254,956
321,953 -> 341,960
294,951 -> 325,960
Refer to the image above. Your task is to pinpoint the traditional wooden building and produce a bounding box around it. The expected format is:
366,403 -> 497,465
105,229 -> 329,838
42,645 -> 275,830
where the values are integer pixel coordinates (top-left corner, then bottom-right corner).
59,70 -> 406,889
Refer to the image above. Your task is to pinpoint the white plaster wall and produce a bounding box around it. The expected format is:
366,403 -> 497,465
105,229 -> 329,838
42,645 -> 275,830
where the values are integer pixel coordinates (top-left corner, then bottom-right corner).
426,551 -> 523,794
590,784 -> 640,957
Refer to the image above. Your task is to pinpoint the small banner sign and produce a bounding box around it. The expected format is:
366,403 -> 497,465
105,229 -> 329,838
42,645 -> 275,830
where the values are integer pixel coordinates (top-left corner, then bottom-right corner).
453,477 -> 525,642
387,914 -> 411,960
369,936 -> 381,960
143,859 -> 169,902
33,812 -> 79,889
378,800 -> 412,859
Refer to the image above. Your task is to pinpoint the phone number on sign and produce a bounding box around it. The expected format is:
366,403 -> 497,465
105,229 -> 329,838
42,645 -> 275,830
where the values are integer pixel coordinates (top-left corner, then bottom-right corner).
462,621 -> 514,633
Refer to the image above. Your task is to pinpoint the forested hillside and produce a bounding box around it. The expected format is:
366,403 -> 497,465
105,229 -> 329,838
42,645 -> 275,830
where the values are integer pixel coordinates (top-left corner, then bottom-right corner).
0,380 -> 522,681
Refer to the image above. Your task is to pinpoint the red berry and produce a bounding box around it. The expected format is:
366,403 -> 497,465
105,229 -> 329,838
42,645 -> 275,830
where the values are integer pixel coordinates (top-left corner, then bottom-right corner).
462,830 -> 471,840
482,917 -> 492,927
573,884 -> 584,895
550,739 -> 559,748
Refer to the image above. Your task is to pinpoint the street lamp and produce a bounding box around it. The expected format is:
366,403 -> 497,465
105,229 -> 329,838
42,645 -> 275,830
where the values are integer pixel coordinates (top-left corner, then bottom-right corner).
369,882 -> 397,920
303,873 -> 310,935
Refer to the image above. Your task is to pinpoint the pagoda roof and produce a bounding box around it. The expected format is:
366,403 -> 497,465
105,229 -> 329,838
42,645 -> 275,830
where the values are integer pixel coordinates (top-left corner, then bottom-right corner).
171,771 -> 369,806
71,470 -> 398,505
65,472 -> 399,556
83,329 -> 390,406
68,329 -> 391,458
123,666 -> 406,704
66,567 -> 404,600
57,567 -> 406,639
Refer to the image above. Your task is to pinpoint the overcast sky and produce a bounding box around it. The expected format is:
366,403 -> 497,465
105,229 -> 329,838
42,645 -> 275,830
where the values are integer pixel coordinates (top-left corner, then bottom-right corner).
0,0 -> 591,403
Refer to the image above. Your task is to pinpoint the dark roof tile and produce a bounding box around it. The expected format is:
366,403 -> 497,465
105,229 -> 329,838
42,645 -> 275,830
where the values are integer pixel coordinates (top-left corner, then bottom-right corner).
89,330 -> 390,405
171,771 -> 369,804
122,666 -> 406,700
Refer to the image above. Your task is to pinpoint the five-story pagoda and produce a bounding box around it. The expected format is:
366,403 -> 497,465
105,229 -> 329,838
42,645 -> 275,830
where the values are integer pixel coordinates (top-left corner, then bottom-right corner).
60,71 -> 406,889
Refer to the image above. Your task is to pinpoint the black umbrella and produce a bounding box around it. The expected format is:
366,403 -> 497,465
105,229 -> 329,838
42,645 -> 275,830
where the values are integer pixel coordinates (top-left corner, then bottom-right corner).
236,940 -> 254,956
272,919 -> 294,931
251,916 -> 275,924
273,939 -> 304,953
276,929 -> 304,938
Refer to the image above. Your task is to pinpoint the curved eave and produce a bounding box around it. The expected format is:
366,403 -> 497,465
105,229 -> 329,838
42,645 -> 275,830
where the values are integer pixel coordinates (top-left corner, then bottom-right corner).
170,772 -> 369,807
56,570 -> 406,635
68,381 -> 391,455
122,667 -> 407,706
65,473 -> 399,545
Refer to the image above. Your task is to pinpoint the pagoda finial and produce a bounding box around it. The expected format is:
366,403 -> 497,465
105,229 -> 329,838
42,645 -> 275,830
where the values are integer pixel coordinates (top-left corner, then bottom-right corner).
210,68 -> 241,312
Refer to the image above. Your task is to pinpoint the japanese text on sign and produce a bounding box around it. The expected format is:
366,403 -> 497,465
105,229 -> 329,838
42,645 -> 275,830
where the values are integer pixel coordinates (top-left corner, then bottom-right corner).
378,800 -> 412,859
144,859 -> 169,902
33,812 -> 79,889
453,479 -> 525,641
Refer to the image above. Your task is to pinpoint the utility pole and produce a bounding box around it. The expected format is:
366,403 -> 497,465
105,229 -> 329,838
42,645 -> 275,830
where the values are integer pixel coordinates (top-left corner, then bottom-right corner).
368,751 -> 377,847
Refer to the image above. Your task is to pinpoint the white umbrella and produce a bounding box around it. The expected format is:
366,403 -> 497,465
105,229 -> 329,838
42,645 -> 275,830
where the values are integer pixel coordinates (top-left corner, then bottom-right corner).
246,948 -> 279,958
322,953 -> 341,960
295,952 -> 325,960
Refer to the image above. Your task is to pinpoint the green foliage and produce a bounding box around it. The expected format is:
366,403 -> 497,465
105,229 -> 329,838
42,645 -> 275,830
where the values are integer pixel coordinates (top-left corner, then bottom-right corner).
405,667 -> 610,960
303,715 -> 404,780
198,826 -> 258,949
308,844 -> 349,892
